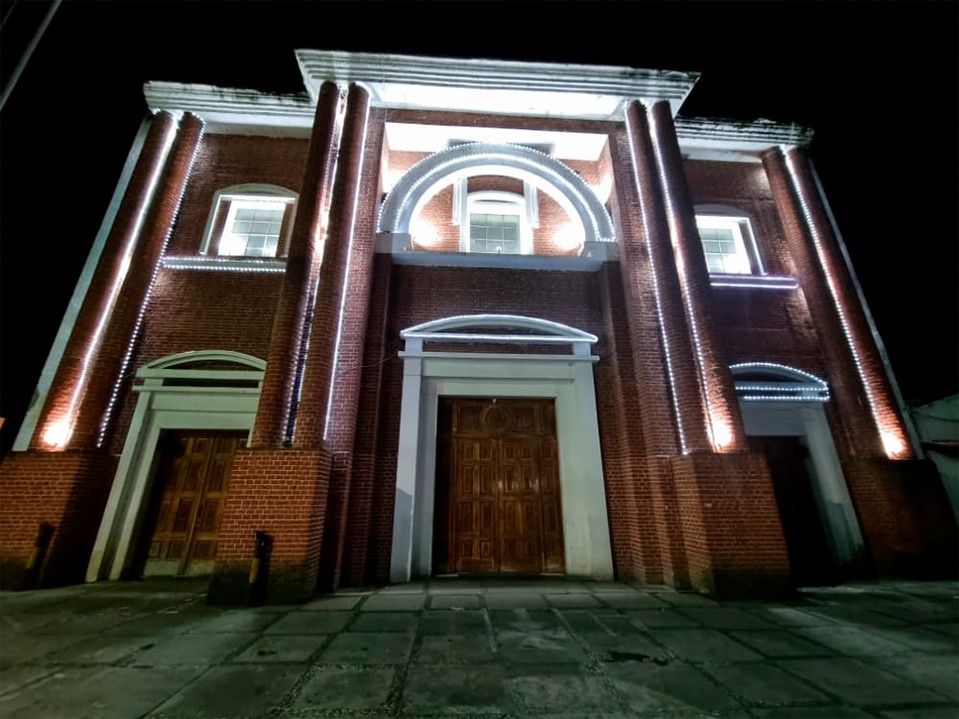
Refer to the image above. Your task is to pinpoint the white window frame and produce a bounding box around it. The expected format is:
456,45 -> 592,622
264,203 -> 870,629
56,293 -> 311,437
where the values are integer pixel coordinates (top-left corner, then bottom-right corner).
200,184 -> 297,258
695,212 -> 765,276
454,182 -> 537,256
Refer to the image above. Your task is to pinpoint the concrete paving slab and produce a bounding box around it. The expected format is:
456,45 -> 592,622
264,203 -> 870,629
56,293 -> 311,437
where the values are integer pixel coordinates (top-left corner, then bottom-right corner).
0,666 -> 56,697
264,610 -> 350,634
149,663 -> 307,718
593,613 -> 649,635
184,609 -> 282,634
403,663 -> 515,714
798,605 -> 911,627
378,581 -> 426,593
361,593 -> 427,611
750,707 -> 875,718
701,662 -> 831,705
318,631 -> 414,664
594,592 -> 670,609
101,612 -> 209,637
426,580 -> 485,593
428,594 -> 481,609
30,612 -> 141,635
484,592 -> 548,610
419,609 -> 487,634
727,630 -> 836,658
231,635 -> 328,663
866,599 -> 958,624
861,625 -> 959,653
299,595 -> 362,610
877,706 -> 959,718
579,631 -> 672,662
493,628 -> 586,663
489,608 -> 565,632
45,634 -> 158,665
505,663 -> 622,712
626,608 -> 702,629
792,625 -> 916,657
922,622 -> 959,638
605,660 -> 742,712
0,633 -> 89,667
556,609 -> 608,633
676,607 -> 779,630
544,593 -> 603,608
746,606 -> 839,627
290,665 -> 394,711
777,657 -> 950,705
650,629 -> 764,662
655,592 -> 719,606
132,631 -> 255,666
0,666 -> 201,719
351,611 -> 415,632
872,654 -> 959,700
413,634 -> 495,663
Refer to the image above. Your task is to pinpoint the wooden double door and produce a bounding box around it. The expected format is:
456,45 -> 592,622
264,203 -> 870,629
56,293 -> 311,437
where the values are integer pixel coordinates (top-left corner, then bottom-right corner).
435,398 -> 565,575
138,431 -> 244,577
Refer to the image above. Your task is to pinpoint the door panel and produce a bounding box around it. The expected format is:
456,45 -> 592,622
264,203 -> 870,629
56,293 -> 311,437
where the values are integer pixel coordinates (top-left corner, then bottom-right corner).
142,431 -> 244,577
446,398 -> 565,574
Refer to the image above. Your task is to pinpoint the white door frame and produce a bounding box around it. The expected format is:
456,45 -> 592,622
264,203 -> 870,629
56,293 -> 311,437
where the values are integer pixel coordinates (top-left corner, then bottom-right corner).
389,315 -> 614,582
86,351 -> 263,582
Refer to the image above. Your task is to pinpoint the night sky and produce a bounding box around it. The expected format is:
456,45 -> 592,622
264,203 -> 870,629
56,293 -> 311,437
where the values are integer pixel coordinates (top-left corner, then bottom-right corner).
1,1 -> 956,457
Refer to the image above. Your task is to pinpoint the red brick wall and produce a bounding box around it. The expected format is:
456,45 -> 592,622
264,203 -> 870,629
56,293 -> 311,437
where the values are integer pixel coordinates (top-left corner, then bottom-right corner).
108,267 -> 281,455
166,135 -> 309,256
0,450 -> 118,588
672,452 -> 792,596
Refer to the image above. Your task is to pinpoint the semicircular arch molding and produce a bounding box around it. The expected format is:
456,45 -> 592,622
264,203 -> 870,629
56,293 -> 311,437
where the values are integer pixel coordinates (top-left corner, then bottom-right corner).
378,143 -> 615,244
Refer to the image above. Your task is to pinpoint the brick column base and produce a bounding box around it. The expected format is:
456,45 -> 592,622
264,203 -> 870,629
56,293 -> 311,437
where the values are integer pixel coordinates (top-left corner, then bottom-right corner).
0,450 -> 118,589
671,452 -> 792,598
207,447 -> 332,605
843,457 -> 958,578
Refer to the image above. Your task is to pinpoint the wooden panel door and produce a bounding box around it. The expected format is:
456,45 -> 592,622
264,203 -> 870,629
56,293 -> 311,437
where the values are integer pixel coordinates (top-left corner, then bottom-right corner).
452,437 -> 497,572
142,431 -> 244,577
447,398 -> 565,574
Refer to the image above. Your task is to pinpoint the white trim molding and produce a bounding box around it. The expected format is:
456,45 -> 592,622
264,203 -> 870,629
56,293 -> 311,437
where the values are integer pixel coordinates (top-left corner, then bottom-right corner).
733,362 -> 865,572
390,315 -> 613,583
85,351 -> 264,583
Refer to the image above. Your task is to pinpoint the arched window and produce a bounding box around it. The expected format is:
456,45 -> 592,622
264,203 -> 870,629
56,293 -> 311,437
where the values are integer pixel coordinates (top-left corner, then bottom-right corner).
201,184 -> 297,258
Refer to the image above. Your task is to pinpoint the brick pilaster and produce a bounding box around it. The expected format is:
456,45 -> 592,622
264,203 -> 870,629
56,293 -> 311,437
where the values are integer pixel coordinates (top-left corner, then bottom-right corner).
252,82 -> 342,448
648,102 -> 748,453
622,101 -> 711,454
762,146 -> 911,459
31,111 -> 181,451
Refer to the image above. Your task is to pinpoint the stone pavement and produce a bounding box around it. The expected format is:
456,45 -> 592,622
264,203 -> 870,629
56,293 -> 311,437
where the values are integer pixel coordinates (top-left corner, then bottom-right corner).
0,576 -> 956,719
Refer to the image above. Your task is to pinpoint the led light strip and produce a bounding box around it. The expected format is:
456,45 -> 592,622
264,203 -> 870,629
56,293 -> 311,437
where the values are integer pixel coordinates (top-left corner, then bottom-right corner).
162,256 -> 286,273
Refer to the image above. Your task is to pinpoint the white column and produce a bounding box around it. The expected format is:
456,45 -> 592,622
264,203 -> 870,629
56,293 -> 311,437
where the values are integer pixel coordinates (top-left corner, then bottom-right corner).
390,349 -> 423,583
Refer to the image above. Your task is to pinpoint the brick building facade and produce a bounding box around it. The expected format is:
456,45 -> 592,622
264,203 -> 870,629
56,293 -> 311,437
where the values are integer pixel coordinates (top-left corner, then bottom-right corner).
2,51 -> 954,602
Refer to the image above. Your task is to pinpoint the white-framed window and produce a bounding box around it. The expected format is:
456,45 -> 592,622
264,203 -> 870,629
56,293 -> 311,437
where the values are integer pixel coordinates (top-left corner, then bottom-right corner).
454,181 -> 538,255
200,184 -> 297,258
695,211 -> 764,275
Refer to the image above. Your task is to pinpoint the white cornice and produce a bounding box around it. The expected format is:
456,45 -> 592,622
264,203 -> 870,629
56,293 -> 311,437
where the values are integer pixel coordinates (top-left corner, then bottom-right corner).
677,116 -> 814,161
144,82 -> 314,136
295,50 -> 699,119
